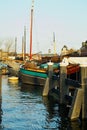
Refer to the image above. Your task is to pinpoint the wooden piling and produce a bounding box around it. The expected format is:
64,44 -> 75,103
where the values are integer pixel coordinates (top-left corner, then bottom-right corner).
0,69 -> 2,86
68,88 -> 83,120
0,68 -> 2,124
42,62 -> 53,96
0,69 -> 2,99
60,62 -> 68,104
42,77 -> 49,96
68,63 -> 87,120
80,64 -> 87,119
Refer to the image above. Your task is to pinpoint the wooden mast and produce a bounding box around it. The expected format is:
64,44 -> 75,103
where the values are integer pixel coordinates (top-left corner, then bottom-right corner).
30,0 -> 34,60
53,32 -> 56,55
24,26 -> 26,60
22,36 -> 24,60
15,37 -> 17,58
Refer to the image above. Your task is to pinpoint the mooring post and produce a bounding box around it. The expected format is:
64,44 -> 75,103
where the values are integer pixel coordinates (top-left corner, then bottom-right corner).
0,67 -> 2,124
42,62 -> 53,96
68,88 -> 83,120
60,61 -> 68,104
0,69 -> 2,85
80,64 -> 87,119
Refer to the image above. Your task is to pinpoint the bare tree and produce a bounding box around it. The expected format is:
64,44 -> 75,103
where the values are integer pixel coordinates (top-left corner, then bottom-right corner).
5,39 -> 13,52
0,39 -> 4,48
2,38 -> 14,52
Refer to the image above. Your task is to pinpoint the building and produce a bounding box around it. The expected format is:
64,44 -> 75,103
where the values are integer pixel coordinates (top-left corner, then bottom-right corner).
80,41 -> 87,56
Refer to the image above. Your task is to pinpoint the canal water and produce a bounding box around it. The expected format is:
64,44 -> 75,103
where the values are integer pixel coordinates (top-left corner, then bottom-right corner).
0,75 -> 87,130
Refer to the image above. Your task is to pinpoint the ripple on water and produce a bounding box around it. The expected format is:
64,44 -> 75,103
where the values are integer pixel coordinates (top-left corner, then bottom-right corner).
0,76 -> 59,130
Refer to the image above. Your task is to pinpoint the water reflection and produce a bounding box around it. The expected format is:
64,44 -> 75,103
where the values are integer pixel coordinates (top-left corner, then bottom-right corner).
1,76 -> 87,130
8,81 -> 19,88
20,83 -> 59,129
20,83 -> 43,95
42,97 -> 59,129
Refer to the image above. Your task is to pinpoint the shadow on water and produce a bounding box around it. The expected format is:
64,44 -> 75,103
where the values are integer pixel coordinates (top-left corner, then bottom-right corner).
43,96 -> 58,116
20,83 -> 43,95
43,95 -> 87,130
56,104 -> 87,130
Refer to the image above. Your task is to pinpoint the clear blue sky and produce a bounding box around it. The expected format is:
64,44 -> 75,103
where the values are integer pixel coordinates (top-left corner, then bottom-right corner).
0,0 -> 87,54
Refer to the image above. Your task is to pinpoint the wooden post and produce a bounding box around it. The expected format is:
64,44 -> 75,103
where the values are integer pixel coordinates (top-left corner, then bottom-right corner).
0,69 -> 2,85
68,88 -> 83,120
48,61 -> 53,89
0,69 -> 2,99
60,62 -> 68,104
0,68 -> 2,123
80,64 -> 87,119
43,62 -> 53,96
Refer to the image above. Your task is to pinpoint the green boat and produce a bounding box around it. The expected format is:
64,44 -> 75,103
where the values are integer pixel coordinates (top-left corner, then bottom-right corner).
19,1 -> 59,86
19,66 -> 48,86
40,63 -> 59,69
19,61 -> 60,86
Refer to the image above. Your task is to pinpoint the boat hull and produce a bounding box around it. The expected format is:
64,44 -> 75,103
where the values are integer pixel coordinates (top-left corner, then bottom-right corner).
67,64 -> 80,75
19,68 -> 48,86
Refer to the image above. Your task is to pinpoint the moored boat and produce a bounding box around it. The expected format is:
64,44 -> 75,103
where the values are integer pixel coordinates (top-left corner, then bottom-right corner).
60,57 -> 80,76
19,0 -> 59,86
19,66 -> 48,86
67,64 -> 80,75
19,61 -> 59,86
3,59 -> 23,76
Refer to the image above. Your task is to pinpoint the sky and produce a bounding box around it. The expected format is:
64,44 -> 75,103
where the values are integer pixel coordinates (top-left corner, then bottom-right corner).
0,0 -> 87,54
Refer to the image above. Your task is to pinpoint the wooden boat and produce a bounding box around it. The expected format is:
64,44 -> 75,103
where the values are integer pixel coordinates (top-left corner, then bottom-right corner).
5,60 -> 21,76
19,0 -> 47,86
67,64 -> 80,75
20,66 -> 48,86
19,1 -> 59,86
7,66 -> 19,76
60,57 -> 80,75
19,61 -> 59,86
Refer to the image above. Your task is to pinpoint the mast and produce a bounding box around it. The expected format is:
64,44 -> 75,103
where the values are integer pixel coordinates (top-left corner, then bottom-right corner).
15,37 -> 17,58
22,36 -> 24,60
53,32 -> 56,55
30,0 -> 34,60
24,26 -> 26,60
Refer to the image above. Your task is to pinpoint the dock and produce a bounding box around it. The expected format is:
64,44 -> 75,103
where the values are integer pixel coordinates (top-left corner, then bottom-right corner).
1,57 -> 87,120
43,57 -> 87,120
